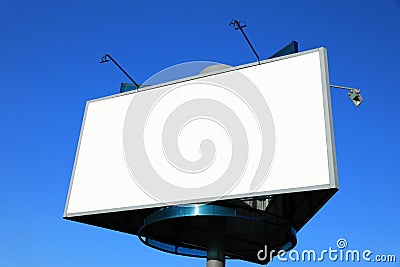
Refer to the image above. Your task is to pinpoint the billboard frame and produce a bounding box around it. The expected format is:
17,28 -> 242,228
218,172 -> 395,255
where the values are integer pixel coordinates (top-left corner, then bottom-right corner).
64,47 -> 338,218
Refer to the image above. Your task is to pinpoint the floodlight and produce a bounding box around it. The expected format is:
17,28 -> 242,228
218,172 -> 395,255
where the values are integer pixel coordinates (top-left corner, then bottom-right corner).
348,89 -> 363,107
330,84 -> 363,107
99,55 -> 110,64
229,19 -> 246,30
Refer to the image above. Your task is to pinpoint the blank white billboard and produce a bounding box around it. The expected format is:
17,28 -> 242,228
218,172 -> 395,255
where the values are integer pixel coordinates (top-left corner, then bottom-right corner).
64,48 -> 337,217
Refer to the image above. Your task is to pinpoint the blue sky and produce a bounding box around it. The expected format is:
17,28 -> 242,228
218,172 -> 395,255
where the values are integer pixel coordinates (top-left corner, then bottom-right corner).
0,0 -> 399,266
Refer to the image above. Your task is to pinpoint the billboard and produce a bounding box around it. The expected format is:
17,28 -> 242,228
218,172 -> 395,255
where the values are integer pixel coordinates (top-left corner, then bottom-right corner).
64,48 -> 337,218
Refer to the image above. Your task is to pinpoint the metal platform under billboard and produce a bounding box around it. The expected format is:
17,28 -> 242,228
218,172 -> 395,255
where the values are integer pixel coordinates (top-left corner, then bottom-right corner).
64,47 -> 338,264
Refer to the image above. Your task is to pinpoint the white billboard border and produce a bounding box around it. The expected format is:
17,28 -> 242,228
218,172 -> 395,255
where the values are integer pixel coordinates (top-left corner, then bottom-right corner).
64,47 -> 338,218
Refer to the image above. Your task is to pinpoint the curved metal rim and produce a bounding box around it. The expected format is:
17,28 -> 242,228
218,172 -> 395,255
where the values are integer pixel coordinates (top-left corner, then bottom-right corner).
143,204 -> 237,226
138,204 -> 297,261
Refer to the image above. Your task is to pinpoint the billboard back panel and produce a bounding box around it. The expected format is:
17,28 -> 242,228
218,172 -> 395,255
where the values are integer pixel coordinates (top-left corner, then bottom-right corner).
65,48 -> 337,217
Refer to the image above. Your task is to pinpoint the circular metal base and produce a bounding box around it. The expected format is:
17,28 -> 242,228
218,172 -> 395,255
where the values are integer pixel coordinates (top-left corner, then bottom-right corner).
138,204 -> 296,264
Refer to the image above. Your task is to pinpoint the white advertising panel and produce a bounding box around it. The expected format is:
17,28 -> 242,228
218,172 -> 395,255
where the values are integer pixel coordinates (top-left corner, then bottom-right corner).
65,48 -> 337,217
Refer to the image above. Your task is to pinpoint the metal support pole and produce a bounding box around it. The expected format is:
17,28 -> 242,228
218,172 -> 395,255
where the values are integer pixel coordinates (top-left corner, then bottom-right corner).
206,219 -> 226,267
207,258 -> 225,267
207,243 -> 225,267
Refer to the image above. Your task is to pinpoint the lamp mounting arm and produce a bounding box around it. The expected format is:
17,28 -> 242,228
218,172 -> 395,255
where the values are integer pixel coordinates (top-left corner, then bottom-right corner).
100,54 -> 140,88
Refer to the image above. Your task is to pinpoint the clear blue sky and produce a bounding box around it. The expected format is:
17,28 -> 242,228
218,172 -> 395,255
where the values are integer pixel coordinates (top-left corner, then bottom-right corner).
0,0 -> 399,266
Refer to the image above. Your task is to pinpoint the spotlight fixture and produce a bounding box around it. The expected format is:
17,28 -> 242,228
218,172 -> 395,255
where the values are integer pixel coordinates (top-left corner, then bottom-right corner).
99,55 -> 110,64
330,84 -> 363,107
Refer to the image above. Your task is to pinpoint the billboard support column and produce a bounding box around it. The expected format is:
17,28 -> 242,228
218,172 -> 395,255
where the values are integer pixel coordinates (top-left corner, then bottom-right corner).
206,219 -> 226,267
206,258 -> 224,267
